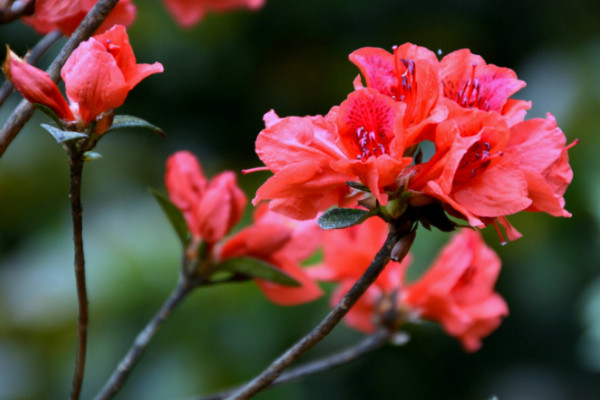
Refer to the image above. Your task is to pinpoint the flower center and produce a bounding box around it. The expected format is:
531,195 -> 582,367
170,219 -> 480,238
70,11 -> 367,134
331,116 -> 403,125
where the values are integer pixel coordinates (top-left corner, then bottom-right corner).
455,141 -> 502,180
393,58 -> 417,103
354,126 -> 390,160
337,89 -> 397,161
100,39 -> 121,58
450,63 -> 491,111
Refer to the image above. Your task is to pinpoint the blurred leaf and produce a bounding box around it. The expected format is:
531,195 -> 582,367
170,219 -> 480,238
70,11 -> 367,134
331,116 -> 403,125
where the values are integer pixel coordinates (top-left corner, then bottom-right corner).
150,188 -> 189,246
105,115 -> 165,137
82,151 -> 102,162
345,181 -> 371,192
216,257 -> 300,286
318,207 -> 370,230
40,123 -> 87,143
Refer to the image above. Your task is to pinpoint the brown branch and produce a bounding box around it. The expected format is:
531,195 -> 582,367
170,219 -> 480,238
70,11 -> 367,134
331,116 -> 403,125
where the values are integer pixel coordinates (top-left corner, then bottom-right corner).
0,0 -> 121,157
199,328 -> 394,400
68,152 -> 88,400
0,29 -> 62,108
0,0 -> 35,24
93,277 -> 197,400
223,222 -> 414,400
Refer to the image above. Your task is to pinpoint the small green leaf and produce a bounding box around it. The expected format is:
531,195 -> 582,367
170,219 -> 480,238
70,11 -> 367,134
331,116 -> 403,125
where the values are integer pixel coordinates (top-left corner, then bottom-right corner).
345,181 -> 371,192
150,188 -> 189,246
318,207 -> 371,230
104,115 -> 165,137
82,151 -> 102,162
216,257 -> 300,286
40,123 -> 87,143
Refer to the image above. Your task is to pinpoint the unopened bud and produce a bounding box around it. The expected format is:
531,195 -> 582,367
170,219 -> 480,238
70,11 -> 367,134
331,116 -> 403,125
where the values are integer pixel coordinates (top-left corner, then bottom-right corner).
93,110 -> 115,135
390,230 -> 416,262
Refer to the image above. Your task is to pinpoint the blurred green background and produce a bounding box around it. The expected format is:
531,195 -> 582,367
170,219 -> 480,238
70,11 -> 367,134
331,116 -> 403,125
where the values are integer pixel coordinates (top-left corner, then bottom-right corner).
1,0 -> 600,399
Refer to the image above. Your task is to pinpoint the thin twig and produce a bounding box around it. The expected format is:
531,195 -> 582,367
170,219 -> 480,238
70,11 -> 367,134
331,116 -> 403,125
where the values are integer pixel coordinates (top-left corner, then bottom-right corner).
68,152 -> 88,400
0,29 -> 62,108
224,222 -> 412,400
199,328 -> 393,400
93,277 -> 197,400
0,0 -> 120,157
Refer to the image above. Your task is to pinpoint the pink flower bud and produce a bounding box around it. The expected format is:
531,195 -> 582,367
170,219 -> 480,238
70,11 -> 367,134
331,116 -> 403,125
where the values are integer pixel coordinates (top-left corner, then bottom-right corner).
165,151 -> 246,244
3,47 -> 75,121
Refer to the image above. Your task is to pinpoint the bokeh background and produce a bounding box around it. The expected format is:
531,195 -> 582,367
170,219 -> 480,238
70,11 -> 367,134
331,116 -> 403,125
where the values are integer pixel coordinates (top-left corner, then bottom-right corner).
1,0 -> 600,399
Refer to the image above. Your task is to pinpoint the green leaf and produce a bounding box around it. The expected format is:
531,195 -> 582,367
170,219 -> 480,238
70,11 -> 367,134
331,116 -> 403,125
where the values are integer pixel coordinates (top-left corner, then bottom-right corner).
318,207 -> 371,230
150,188 -> 189,246
40,123 -> 87,143
82,151 -> 102,162
216,257 -> 300,286
345,181 -> 371,192
104,115 -> 165,137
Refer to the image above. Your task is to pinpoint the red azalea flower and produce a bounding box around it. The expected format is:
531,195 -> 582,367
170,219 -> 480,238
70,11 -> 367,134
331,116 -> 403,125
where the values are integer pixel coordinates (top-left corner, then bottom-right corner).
405,229 -> 508,352
408,106 -> 574,240
408,108 -> 531,233
440,48 -> 531,126
218,204 -> 323,306
350,43 -> 447,145
22,0 -> 137,36
162,0 -> 265,28
505,113 -> 574,218
4,25 -> 163,126
252,88 -> 411,219
165,151 -> 246,245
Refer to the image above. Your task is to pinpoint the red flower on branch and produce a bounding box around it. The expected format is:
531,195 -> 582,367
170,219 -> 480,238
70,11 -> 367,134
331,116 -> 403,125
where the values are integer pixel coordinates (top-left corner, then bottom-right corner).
405,229 -> 508,352
408,107 -> 574,240
309,220 -> 507,351
408,108 -> 531,233
350,43 -> 447,145
4,25 -> 163,128
251,42 -> 574,241
162,0 -> 265,28
440,48 -> 531,126
252,88 -> 412,219
166,151 -> 246,245
218,205 -> 323,305
22,0 -> 137,36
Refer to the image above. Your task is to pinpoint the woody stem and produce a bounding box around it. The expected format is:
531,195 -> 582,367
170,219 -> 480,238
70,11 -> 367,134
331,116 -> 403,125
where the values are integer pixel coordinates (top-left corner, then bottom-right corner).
68,152 -> 88,400
224,221 -> 411,400
0,0 -> 120,157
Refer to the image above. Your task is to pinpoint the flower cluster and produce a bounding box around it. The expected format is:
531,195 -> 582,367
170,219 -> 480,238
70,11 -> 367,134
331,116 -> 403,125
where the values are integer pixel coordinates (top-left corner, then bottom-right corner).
162,0 -> 266,28
165,151 -> 322,305
309,218 -> 507,352
4,25 -> 163,131
23,0 -> 137,36
20,0 -> 267,34
252,43 -> 575,240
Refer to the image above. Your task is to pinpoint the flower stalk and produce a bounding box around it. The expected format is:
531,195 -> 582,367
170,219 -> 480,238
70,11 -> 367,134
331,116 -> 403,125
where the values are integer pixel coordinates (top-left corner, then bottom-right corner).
67,149 -> 88,400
